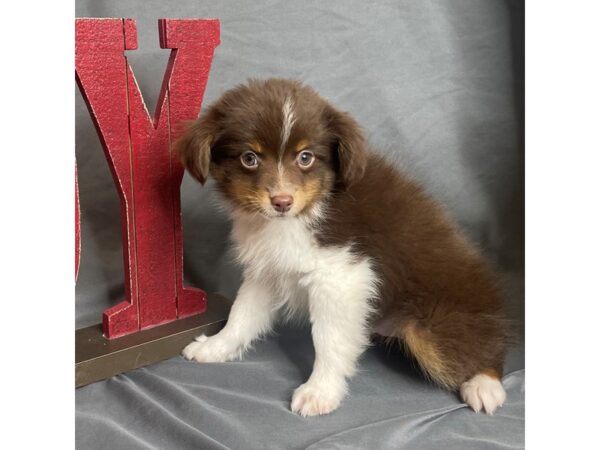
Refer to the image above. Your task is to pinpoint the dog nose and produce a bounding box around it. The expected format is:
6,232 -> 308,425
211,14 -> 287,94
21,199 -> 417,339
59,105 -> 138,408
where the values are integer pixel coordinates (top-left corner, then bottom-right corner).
270,194 -> 294,213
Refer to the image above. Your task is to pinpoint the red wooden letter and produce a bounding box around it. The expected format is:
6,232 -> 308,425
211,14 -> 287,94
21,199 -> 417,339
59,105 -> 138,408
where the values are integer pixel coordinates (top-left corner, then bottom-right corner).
75,18 -> 220,338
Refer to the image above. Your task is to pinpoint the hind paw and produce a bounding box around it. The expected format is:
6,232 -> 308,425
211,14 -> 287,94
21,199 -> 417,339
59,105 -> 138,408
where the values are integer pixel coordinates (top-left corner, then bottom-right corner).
460,374 -> 506,415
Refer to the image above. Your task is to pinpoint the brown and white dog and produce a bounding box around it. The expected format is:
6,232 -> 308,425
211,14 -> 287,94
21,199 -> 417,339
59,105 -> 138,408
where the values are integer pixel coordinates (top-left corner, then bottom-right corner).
177,78 -> 512,417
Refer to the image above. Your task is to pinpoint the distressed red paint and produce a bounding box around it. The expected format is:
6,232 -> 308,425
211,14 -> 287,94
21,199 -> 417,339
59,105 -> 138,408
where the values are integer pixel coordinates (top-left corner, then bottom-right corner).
75,18 -> 220,338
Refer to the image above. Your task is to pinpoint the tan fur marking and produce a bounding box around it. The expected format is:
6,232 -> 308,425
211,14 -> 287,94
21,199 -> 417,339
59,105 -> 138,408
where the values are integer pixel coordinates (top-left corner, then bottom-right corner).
295,139 -> 310,152
402,321 -> 455,389
228,181 -> 270,213
248,141 -> 265,154
294,179 -> 322,213
480,367 -> 501,379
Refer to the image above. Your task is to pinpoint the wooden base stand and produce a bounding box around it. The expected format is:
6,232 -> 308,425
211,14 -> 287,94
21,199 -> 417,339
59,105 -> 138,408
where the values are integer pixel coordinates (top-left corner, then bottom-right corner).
76,293 -> 231,388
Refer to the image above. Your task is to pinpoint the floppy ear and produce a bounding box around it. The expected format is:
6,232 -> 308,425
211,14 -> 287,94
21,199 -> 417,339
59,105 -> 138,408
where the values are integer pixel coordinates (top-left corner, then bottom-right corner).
324,105 -> 368,187
174,115 -> 216,185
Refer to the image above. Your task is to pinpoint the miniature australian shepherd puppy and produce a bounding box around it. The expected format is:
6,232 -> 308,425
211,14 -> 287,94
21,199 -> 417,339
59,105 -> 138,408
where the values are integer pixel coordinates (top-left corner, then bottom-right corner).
177,78 -> 512,417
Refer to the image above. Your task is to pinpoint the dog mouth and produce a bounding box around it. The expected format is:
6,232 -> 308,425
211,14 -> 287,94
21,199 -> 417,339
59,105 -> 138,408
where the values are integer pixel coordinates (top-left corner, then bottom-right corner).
268,209 -> 293,219
256,205 -> 297,219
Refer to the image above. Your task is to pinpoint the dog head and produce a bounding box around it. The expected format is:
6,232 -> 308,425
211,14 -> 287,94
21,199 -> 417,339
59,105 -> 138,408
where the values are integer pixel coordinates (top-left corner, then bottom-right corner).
176,78 -> 367,219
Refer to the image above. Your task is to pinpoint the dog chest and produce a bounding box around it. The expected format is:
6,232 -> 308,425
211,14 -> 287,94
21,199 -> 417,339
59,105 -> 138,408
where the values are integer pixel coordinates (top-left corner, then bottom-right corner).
231,216 -> 319,278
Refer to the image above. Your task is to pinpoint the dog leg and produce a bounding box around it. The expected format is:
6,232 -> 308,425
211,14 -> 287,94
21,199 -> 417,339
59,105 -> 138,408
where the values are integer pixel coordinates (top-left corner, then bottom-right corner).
182,278 -> 275,363
291,259 -> 376,417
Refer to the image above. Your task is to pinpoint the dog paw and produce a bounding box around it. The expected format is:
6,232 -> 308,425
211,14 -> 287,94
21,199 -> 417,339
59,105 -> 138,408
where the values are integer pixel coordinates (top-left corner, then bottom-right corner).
460,374 -> 506,415
181,334 -> 241,363
291,382 -> 344,417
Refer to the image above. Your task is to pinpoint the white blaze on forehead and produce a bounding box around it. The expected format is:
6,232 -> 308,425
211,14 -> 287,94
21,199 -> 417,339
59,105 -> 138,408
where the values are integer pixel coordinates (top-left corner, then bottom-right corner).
280,96 -> 296,155
277,160 -> 285,187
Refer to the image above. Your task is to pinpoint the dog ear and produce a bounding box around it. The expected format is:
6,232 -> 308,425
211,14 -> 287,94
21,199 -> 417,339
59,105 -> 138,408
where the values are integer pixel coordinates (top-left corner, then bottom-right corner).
174,113 -> 217,185
324,105 -> 368,187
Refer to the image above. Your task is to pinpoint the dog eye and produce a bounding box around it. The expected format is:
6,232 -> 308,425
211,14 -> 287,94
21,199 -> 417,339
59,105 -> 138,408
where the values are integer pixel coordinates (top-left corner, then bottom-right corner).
240,151 -> 260,169
297,150 -> 315,168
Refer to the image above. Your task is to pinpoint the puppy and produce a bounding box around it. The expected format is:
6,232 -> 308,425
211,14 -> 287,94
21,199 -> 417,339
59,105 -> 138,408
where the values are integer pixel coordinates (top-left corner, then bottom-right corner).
178,78 -> 512,417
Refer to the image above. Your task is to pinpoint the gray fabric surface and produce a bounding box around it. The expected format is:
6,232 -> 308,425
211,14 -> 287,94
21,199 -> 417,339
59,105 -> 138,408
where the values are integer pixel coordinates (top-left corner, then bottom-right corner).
77,327 -> 524,450
75,1 -> 524,448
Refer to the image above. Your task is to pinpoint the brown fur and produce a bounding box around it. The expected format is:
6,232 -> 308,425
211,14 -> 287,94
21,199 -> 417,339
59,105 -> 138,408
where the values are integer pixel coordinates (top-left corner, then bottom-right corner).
176,78 -> 513,390
316,153 -> 513,387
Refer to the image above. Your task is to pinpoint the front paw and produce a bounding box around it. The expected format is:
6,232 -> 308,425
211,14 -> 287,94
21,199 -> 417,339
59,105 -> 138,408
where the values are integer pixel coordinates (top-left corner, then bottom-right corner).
291,382 -> 345,417
181,334 -> 241,363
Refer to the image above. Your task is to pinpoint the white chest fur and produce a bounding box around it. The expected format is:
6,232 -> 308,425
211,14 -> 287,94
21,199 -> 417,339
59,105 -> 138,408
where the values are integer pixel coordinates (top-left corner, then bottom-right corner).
231,213 -> 323,277
185,210 -> 380,418
230,212 -> 378,313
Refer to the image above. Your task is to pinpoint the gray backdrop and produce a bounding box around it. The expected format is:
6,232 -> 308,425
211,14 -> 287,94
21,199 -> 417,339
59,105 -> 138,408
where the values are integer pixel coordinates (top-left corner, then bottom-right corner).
75,1 -> 524,449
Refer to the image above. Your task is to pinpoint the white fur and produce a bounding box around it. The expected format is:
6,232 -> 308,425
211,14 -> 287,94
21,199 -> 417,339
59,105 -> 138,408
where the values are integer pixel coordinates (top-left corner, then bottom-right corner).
460,374 -> 506,415
182,208 -> 378,417
182,279 -> 276,362
280,96 -> 296,154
